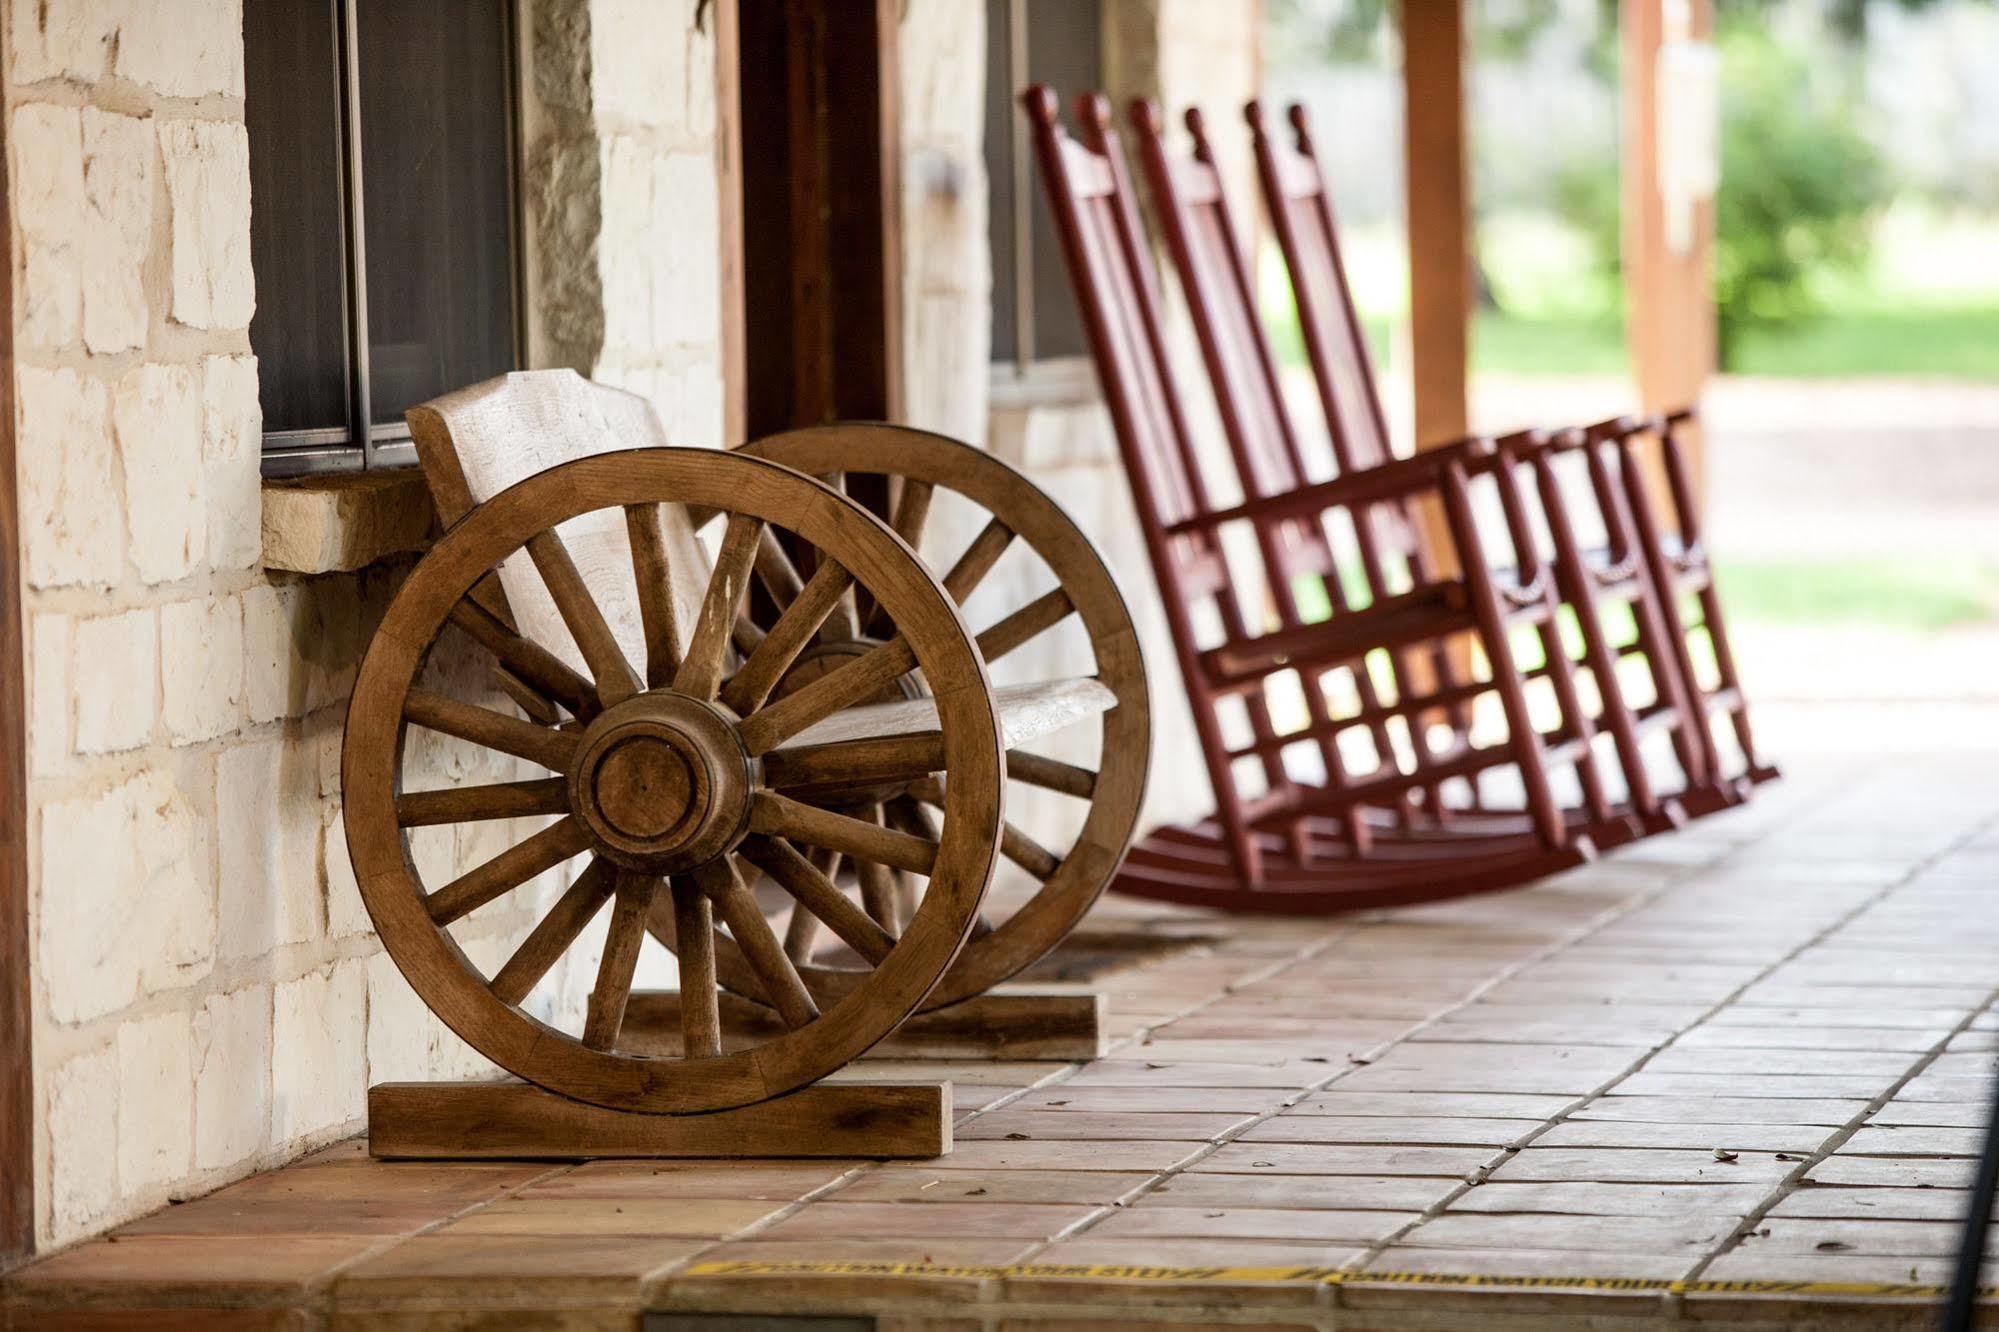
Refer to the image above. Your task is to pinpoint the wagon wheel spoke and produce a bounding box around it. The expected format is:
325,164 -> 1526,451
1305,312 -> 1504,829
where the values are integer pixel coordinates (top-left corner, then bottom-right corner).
815,480 -> 862,645
855,804 -> 902,935
719,558 -> 855,715
754,526 -> 805,611
490,857 -> 617,1005
625,503 -> 683,687
496,668 -> 561,725
670,878 -> 722,1057
581,871 -> 659,1050
697,858 -> 819,1028
1006,750 -> 1099,799
735,635 -> 917,755
775,845 -> 842,964
864,477 -> 935,637
733,610 -> 767,658
976,587 -> 1075,664
447,598 -> 598,718
942,517 -> 1016,603
425,817 -> 592,926
397,777 -> 571,828
880,800 -> 938,930
910,773 -> 1054,878
526,528 -> 641,705
750,790 -> 938,875
405,689 -> 581,772
675,513 -> 764,701
1000,820 -> 1063,882
743,837 -> 892,966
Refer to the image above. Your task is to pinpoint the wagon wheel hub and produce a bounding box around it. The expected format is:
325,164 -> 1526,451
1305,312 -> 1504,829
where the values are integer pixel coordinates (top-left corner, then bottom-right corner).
569,692 -> 754,874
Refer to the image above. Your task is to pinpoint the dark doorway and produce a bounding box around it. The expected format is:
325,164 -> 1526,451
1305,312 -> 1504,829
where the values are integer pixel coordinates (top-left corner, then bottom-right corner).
736,0 -> 903,438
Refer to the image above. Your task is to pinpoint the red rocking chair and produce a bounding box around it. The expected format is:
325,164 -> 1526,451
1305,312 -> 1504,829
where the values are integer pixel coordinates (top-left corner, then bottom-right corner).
1026,88 -> 1670,914
1128,97 -> 1733,832
1250,101 -> 1775,800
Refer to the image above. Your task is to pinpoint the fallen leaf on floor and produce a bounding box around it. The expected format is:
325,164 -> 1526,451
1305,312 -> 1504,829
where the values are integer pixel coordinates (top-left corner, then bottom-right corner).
1712,1148 -> 1740,1162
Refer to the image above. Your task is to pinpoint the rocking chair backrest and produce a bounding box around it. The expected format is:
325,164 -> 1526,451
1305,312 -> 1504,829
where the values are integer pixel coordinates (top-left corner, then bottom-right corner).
1024,86 -> 1302,816
1018,90 -> 1230,584
1247,102 -> 1398,477
406,369 -> 711,677
1127,101 -> 1359,614
1129,102 -> 1310,503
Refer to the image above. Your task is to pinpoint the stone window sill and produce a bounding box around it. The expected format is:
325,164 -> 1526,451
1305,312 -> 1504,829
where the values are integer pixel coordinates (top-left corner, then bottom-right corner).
261,470 -> 438,574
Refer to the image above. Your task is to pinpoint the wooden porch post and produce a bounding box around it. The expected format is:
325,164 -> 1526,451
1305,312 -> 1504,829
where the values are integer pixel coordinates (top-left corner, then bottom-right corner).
1400,0 -> 1470,575
714,0 -> 746,446
0,109 -> 31,1270
1622,0 -> 1716,495
737,0 -> 904,438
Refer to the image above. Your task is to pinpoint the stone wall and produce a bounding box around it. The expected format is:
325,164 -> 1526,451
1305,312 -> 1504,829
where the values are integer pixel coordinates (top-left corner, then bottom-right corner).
7,0 -> 1251,1255
897,0 -> 988,444
9,0 -> 727,1250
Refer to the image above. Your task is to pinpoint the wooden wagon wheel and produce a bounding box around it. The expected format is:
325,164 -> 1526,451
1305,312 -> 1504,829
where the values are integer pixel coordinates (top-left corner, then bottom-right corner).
723,424 -> 1149,1011
344,448 -> 1003,1114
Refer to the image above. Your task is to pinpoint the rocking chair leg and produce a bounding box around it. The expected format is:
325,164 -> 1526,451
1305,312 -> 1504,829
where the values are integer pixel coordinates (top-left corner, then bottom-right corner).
1442,464 -> 1567,850
1616,440 -> 1727,782
1620,550 -> 1711,789
1588,442 -> 1710,789
1533,455 -> 1662,820
1697,582 -> 1764,773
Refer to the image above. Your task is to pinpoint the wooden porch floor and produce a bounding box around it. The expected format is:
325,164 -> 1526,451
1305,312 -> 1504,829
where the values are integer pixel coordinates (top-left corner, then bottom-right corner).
6,740 -> 1999,1330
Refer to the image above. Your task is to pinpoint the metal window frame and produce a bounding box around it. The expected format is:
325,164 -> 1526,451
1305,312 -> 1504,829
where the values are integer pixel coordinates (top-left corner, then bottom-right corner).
260,0 -> 526,479
988,0 -> 1100,389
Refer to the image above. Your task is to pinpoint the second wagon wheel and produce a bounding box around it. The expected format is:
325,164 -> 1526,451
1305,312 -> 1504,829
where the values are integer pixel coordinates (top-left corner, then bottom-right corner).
724,423 -> 1150,1011
344,448 -> 1004,1114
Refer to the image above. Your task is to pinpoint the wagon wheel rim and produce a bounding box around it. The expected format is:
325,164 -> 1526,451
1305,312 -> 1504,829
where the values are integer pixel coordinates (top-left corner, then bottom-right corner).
343,448 -> 1003,1113
727,424 -> 1149,1010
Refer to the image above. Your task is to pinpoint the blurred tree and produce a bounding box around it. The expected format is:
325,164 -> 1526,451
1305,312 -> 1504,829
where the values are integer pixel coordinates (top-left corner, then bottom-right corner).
1558,21 -> 1883,364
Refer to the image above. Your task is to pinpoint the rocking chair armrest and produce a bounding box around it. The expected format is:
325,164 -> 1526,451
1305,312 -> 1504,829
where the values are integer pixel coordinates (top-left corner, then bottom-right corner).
1165,435 -> 1497,536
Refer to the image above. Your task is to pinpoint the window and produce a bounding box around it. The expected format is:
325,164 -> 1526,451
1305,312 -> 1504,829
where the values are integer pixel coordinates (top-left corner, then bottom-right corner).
246,0 -> 521,476
985,0 -> 1101,379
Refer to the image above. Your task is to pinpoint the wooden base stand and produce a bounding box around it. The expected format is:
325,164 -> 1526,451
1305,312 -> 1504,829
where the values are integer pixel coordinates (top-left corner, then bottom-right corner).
625,985 -> 1108,1061
367,1079 -> 951,1160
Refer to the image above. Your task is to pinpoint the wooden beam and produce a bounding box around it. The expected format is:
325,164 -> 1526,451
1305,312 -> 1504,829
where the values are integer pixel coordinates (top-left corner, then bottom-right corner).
1399,0 -> 1470,585
713,0 -> 746,446
738,0 -> 903,437
1401,0 -> 1471,455
1622,0 -> 1716,497
0,102 -> 30,1270
368,1079 -> 949,1159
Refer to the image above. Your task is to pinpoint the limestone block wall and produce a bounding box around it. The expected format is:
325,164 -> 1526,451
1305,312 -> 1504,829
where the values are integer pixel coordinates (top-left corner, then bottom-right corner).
898,0 -> 989,444
521,0 -> 724,449
9,0 -> 728,1250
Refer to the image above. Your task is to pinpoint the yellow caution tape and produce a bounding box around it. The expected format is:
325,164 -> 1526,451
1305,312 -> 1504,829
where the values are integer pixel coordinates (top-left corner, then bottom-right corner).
683,1259 -> 1991,1299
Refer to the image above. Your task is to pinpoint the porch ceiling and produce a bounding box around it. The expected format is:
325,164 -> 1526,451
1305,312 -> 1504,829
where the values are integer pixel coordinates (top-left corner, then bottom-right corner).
5,724 -> 1996,1329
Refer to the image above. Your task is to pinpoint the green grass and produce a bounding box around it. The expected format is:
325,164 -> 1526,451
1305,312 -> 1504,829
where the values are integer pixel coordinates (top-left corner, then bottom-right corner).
1725,309 -> 1999,380
1293,555 -> 1996,642
1269,305 -> 1999,381
1714,558 -> 1999,632
1468,308 -> 1999,380
1472,312 -> 1630,376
